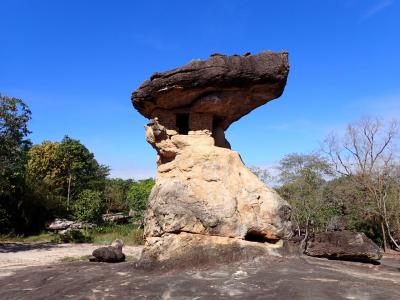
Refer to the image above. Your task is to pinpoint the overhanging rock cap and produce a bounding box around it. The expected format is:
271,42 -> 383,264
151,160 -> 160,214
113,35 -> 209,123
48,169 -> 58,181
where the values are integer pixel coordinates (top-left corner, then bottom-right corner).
132,51 -> 289,129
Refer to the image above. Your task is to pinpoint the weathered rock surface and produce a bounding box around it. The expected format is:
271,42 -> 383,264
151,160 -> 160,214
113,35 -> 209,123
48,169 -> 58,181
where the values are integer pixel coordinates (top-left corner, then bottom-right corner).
139,232 -> 283,269
46,219 -> 95,242
132,51 -> 289,130
131,51 -> 291,265
89,240 -> 126,263
305,230 -> 383,262
140,131 -> 292,263
3,255 -> 400,299
46,219 -> 75,231
46,219 -> 96,231
145,135 -> 291,241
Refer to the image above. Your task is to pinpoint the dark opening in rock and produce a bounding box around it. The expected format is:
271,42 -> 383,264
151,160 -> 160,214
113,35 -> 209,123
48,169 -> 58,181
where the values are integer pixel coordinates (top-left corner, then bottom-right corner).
244,230 -> 280,244
245,231 -> 269,243
176,113 -> 189,135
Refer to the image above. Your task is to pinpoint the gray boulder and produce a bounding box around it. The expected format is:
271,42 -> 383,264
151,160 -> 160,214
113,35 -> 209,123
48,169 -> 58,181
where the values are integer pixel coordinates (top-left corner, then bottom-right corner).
46,218 -> 95,233
305,230 -> 383,262
101,212 -> 130,224
46,219 -> 74,231
89,240 -> 126,263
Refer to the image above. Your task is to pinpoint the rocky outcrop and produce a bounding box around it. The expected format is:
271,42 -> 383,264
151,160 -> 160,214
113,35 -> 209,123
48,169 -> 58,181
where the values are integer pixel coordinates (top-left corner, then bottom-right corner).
144,134 -> 291,241
139,232 -> 283,269
138,129 -> 293,264
101,213 -> 130,224
131,51 -> 291,266
132,51 -> 289,130
305,231 -> 383,263
46,218 -> 96,234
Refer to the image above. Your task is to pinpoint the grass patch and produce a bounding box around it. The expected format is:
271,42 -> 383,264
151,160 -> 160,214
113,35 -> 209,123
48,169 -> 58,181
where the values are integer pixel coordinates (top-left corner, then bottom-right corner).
59,229 -> 93,243
59,255 -> 90,262
0,223 -> 144,246
0,232 -> 60,243
89,223 -> 144,246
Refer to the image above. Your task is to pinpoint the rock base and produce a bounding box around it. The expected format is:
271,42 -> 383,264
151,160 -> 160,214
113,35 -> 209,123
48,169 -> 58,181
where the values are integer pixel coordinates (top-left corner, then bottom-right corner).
137,232 -> 283,270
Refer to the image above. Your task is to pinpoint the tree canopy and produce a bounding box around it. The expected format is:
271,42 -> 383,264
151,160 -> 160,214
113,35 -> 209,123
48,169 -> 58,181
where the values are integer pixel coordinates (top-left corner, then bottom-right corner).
0,94 -> 31,195
26,136 -> 109,211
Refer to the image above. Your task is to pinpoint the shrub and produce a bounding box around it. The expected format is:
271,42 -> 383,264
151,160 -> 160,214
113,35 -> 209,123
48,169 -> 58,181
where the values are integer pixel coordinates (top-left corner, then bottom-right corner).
60,229 -> 93,243
72,189 -> 104,222
126,179 -> 155,215
90,223 -> 144,245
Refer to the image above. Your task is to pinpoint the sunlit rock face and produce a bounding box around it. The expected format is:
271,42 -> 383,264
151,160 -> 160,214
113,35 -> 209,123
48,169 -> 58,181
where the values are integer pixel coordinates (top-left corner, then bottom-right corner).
131,51 -> 292,266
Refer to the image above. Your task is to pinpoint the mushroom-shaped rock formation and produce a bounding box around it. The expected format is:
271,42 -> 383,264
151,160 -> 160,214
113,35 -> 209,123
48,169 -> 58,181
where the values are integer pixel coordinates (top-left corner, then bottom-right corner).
132,51 -> 289,148
132,51 -> 292,267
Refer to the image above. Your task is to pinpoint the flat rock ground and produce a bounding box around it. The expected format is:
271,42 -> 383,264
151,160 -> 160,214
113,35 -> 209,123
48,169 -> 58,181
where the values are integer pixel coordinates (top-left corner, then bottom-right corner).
1,243 -> 400,300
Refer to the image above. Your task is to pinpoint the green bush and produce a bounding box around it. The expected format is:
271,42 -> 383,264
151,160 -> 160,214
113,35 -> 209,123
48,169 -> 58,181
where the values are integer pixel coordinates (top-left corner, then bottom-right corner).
60,229 -> 93,243
126,179 -> 155,215
89,222 -> 144,245
72,189 -> 104,222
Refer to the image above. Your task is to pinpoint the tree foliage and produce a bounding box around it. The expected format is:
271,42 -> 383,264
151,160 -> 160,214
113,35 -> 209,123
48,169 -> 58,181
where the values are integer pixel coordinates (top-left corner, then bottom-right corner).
0,94 -> 34,233
324,117 -> 400,250
26,136 -> 109,214
127,179 -> 155,215
72,189 -> 104,222
252,118 -> 400,251
0,94 -> 31,195
104,178 -> 134,213
275,153 -> 340,235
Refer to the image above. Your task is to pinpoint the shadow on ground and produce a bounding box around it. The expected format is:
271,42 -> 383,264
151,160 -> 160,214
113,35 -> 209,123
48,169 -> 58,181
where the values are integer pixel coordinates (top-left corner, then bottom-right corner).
0,242 -> 60,254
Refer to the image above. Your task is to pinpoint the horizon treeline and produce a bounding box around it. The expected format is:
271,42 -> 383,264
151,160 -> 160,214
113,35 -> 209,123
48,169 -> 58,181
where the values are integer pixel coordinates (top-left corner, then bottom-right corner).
0,94 -> 154,234
251,117 -> 400,251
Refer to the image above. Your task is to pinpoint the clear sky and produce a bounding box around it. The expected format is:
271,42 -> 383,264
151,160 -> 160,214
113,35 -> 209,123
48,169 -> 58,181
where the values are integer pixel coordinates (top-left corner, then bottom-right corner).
1,0 -> 399,179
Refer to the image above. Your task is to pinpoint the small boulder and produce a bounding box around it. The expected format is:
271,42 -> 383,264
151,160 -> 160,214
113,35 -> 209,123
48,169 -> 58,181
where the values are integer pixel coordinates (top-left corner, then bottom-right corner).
46,219 -> 74,231
89,240 -> 126,263
305,230 -> 383,263
101,212 -> 130,224
46,218 -> 95,233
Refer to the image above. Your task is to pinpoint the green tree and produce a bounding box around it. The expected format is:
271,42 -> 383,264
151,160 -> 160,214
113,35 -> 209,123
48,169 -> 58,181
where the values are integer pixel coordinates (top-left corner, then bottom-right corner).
72,189 -> 104,221
26,136 -> 109,214
0,95 -> 33,233
127,178 -> 155,218
56,136 -> 109,209
104,178 -> 134,213
0,94 -> 31,195
275,153 -> 339,237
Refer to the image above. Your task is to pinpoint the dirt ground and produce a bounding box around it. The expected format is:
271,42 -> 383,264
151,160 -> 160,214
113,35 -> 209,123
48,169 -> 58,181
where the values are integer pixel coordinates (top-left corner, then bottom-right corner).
0,242 -> 143,277
1,242 -> 400,300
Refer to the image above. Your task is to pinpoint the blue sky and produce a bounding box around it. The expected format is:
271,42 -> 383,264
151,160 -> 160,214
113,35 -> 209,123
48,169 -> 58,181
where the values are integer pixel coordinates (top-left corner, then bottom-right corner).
1,0 -> 399,179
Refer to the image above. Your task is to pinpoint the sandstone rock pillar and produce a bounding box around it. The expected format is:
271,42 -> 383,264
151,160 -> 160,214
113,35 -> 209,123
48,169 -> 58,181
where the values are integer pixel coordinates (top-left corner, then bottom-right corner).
132,51 -> 292,266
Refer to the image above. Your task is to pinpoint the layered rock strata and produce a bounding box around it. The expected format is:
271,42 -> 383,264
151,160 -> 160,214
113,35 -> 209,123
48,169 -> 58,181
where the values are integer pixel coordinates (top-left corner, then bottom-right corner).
132,51 -> 289,131
132,51 -> 292,265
